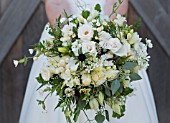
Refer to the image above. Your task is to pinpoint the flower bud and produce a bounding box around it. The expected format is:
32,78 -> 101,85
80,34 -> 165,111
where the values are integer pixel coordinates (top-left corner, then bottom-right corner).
89,98 -> 99,111
58,47 -> 68,53
98,92 -> 104,106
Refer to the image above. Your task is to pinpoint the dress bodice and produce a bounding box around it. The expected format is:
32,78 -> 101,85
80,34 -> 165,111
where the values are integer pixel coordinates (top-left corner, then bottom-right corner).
67,0 -> 106,15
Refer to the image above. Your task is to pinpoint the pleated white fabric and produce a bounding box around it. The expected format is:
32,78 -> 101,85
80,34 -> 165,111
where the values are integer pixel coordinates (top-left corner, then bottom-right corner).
19,0 -> 159,123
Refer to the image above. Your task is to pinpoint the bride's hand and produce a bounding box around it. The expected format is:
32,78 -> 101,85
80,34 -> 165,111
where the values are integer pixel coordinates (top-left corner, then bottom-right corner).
45,0 -> 70,26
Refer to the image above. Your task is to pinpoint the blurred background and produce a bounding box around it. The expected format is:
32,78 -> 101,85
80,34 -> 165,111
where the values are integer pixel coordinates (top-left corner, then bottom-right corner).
0,0 -> 169,123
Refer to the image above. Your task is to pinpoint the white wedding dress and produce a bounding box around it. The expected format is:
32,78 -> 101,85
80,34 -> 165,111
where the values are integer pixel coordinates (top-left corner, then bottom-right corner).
19,0 -> 159,123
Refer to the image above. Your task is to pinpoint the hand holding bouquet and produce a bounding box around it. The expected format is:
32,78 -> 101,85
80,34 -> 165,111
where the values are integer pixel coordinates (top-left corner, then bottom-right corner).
14,3 -> 153,123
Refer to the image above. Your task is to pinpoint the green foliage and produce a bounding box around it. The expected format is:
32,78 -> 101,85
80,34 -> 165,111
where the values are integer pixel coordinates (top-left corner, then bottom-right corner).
133,18 -> 142,29
82,10 -> 90,19
95,4 -> 102,12
95,114 -> 105,123
105,110 -> 110,122
130,73 -> 142,81
111,79 -> 121,95
123,61 -> 138,70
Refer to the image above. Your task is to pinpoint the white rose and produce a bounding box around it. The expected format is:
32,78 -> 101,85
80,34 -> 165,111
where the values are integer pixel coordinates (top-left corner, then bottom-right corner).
99,38 -> 122,53
81,73 -> 91,86
41,68 -> 51,81
62,23 -> 76,36
106,69 -> 119,81
98,31 -> 111,41
78,24 -> 94,41
129,32 -> 141,44
82,41 -> 96,54
114,14 -> 126,26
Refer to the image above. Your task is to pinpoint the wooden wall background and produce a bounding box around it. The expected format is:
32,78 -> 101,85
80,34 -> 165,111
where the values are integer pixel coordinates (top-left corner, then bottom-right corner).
0,0 -> 169,123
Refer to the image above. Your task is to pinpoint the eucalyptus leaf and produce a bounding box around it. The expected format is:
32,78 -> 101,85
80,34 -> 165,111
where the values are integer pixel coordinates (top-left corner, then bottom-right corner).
78,99 -> 86,110
95,114 -> 105,123
123,61 -> 138,70
111,79 -> 121,95
130,73 -> 142,81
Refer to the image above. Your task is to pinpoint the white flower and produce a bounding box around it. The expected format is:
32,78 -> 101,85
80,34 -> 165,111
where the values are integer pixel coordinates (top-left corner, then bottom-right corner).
82,41 -> 96,54
114,14 -> 126,26
106,69 -> 119,81
114,39 -> 131,57
98,31 -> 111,42
146,38 -> 153,48
99,38 -> 122,53
28,49 -> 34,54
41,68 -> 51,81
78,24 -> 94,41
71,40 -> 81,56
129,32 -> 141,44
100,14 -> 109,22
81,73 -> 91,86
103,61 -> 113,67
87,9 -> 99,21
13,60 -> 19,67
73,76 -> 80,86
91,67 -> 106,86
101,53 -> 113,61
89,98 -> 99,111
68,57 -> 79,71
65,88 -> 75,97
62,23 -> 76,36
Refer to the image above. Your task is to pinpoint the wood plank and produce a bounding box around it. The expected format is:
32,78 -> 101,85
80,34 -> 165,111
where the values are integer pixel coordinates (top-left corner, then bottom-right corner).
130,0 -> 170,57
0,3 -> 48,123
0,0 -> 41,65
128,5 -> 170,123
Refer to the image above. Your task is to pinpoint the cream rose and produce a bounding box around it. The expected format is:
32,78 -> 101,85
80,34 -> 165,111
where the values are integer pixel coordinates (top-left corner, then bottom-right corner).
81,73 -> 92,86
106,69 -> 119,81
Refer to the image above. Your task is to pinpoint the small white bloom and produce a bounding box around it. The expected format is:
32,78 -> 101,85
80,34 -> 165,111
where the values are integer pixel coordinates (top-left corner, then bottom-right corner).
146,38 -> 153,48
114,14 -> 126,26
28,49 -> 34,54
129,32 -> 141,44
13,60 -> 19,67
41,68 -> 51,81
72,40 -> 81,56
97,26 -> 104,32
78,24 -> 94,41
99,38 -> 122,53
60,17 -> 66,23
65,88 -> 75,97
82,41 -> 96,54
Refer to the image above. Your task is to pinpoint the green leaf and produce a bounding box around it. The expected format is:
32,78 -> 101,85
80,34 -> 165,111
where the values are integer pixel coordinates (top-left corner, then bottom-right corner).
105,88 -> 111,97
95,114 -> 105,123
78,99 -> 86,110
105,110 -> 110,122
111,79 -> 121,95
82,10 -> 90,19
95,4 -> 101,12
123,61 -> 138,70
130,73 -> 142,81
73,107 -> 80,122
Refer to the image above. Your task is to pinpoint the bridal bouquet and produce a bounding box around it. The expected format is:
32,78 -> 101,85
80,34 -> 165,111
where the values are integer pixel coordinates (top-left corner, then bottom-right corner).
14,3 -> 153,123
